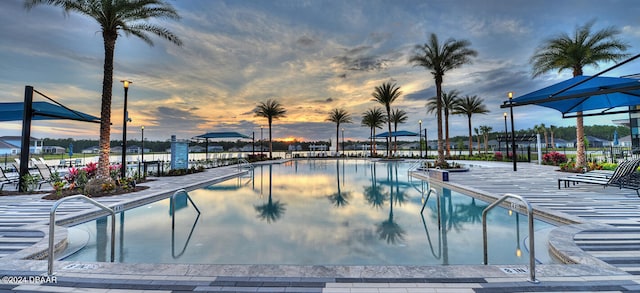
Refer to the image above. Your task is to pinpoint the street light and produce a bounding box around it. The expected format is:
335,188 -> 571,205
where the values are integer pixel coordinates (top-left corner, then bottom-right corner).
503,112 -> 508,156
509,92 -> 517,171
341,127 -> 345,156
141,126 -> 144,163
121,80 -> 132,179
418,120 -> 422,159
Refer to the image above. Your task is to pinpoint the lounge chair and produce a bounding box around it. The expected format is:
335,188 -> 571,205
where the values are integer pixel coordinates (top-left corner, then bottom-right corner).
0,166 -> 19,191
558,159 -> 640,195
34,162 -> 55,189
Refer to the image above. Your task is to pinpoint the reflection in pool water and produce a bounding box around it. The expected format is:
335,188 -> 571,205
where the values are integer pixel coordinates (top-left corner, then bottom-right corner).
63,159 -> 554,265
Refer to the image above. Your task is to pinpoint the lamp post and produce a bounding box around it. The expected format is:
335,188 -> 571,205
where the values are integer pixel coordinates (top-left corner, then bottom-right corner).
120,80 -> 132,179
509,92 -> 517,171
341,128 -> 345,156
141,126 -> 144,163
503,112 -> 508,156
424,128 -> 428,158
418,120 -> 422,159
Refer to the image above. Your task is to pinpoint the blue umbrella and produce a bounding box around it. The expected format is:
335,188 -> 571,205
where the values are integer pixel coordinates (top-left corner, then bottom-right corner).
613,130 -> 619,146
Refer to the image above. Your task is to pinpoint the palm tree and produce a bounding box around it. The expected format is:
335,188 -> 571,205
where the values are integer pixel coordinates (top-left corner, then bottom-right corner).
25,0 -> 183,179
410,33 -> 477,166
372,82 -> 402,158
474,127 -> 481,154
327,160 -> 351,207
390,108 -> 408,155
254,99 -> 287,159
426,90 -> 459,158
327,108 -> 352,155
361,108 -> 386,157
480,125 -> 492,154
549,125 -> 557,149
531,21 -> 629,168
453,95 -> 489,156
534,124 -> 549,151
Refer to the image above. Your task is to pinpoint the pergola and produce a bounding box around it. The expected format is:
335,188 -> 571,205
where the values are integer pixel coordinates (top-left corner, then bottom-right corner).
193,132 -> 251,160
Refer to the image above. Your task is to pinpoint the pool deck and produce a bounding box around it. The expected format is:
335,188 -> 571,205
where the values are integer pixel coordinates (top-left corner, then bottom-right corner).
1,159 -> 640,292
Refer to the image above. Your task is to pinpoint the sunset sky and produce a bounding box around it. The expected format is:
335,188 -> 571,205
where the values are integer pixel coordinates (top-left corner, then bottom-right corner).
1,0 -> 639,143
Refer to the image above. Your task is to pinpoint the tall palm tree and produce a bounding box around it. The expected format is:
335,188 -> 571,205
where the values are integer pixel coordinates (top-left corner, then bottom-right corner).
427,90 -> 460,157
390,108 -> 408,155
534,124 -> 549,150
549,125 -> 557,149
474,127 -> 481,154
479,125 -> 492,154
453,95 -> 489,156
254,99 -> 287,159
25,0 -> 183,179
531,21 -> 628,168
361,108 -> 386,157
410,33 -> 477,166
327,108 -> 352,155
372,82 -> 402,158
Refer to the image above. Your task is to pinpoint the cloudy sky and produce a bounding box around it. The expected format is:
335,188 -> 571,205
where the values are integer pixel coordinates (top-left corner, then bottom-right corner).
1,0 -> 639,143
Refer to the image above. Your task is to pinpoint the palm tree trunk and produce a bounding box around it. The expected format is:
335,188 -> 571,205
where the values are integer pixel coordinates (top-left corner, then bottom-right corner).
576,113 -> 585,167
445,112 -> 450,157
435,79 -> 445,165
98,32 -> 117,179
370,127 -> 374,157
268,120 -> 273,159
394,123 -> 398,156
467,117 -> 473,156
386,107 -> 392,158
335,124 -> 339,155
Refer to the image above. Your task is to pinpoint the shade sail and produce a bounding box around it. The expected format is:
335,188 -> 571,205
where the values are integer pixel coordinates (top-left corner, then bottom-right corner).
505,75 -> 640,118
195,132 -> 251,139
374,130 -> 418,138
0,101 -> 100,122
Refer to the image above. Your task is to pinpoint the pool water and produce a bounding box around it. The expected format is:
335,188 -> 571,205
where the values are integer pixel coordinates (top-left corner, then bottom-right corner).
63,159 -> 554,265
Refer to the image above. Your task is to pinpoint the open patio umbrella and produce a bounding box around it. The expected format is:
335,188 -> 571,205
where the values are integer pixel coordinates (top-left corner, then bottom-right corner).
505,75 -> 640,118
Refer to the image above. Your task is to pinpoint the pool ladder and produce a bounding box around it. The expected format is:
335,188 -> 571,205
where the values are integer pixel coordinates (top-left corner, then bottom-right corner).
48,195 -> 116,276
482,193 -> 538,283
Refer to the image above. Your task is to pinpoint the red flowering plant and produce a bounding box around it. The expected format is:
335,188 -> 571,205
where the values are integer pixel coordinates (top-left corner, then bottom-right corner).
542,152 -> 567,166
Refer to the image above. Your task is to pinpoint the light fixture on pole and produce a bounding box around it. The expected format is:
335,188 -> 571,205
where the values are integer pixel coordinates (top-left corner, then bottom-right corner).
120,80 -> 132,179
419,120 -> 422,159
509,92 -> 517,171
503,112 -> 508,156
141,126 -> 144,164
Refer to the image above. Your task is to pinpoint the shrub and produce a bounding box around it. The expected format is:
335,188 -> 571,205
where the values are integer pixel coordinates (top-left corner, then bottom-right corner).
84,178 -> 114,197
542,152 -> 567,165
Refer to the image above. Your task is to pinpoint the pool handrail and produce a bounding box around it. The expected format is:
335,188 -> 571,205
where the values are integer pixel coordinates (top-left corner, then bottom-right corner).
482,193 -> 538,283
170,189 -> 202,259
49,194 -> 115,276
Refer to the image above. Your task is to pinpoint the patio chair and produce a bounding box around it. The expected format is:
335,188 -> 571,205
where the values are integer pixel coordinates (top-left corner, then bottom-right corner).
34,162 -> 55,189
558,159 -> 640,195
0,166 -> 19,191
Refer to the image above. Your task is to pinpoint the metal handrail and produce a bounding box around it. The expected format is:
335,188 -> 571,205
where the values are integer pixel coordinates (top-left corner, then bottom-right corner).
170,189 -> 201,258
49,195 -> 115,275
237,158 -> 254,171
482,193 -> 538,283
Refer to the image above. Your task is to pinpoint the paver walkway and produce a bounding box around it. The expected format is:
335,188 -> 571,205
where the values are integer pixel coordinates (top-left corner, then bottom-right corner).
440,161 -> 640,276
0,159 -> 639,292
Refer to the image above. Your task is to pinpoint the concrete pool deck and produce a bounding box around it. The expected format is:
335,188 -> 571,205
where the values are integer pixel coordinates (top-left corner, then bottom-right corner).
1,159 -> 640,292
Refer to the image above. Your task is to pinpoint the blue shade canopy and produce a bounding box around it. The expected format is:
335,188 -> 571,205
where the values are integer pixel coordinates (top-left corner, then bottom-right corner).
0,101 -> 100,122
373,130 -> 418,138
195,132 -> 251,139
506,76 -> 640,118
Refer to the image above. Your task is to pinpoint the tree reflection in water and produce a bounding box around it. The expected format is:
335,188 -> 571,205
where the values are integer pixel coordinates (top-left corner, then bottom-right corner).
254,164 -> 286,223
375,162 -> 405,244
327,159 -> 351,207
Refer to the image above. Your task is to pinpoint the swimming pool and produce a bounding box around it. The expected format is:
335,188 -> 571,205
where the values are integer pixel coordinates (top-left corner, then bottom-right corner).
62,159 -> 554,266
